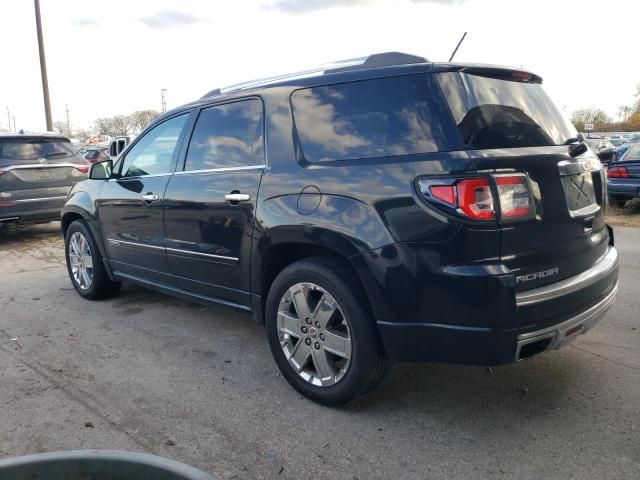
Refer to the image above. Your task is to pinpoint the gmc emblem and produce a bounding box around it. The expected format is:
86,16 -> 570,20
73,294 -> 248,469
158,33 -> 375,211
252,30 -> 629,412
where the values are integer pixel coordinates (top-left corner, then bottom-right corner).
516,267 -> 559,284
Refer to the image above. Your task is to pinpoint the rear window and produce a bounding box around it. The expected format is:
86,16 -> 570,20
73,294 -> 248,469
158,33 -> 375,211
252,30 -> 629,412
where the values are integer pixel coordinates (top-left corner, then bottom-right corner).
0,138 -> 77,160
84,150 -> 101,160
291,74 -> 456,162
436,72 -> 576,149
623,144 -> 640,160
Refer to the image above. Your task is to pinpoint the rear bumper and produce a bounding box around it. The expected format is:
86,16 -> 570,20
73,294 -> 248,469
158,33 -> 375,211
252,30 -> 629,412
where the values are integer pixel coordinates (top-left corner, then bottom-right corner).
375,246 -> 619,364
0,195 -> 67,223
607,180 -> 640,198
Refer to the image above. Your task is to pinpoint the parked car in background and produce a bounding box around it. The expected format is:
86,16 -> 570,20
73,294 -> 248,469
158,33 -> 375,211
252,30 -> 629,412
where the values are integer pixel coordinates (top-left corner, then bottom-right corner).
615,133 -> 640,160
0,133 -> 89,226
107,136 -> 133,160
61,52 -> 618,405
83,147 -> 110,163
608,143 -> 640,207
586,138 -> 616,163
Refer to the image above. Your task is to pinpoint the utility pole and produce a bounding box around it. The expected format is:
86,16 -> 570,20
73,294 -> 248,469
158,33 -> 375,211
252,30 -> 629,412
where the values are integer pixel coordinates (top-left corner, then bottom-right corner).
161,88 -> 167,113
12,117 -> 16,132
65,104 -> 71,136
6,108 -> 11,132
34,0 -> 53,131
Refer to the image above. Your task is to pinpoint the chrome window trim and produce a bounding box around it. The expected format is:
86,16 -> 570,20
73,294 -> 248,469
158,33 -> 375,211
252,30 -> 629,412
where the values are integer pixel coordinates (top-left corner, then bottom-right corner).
174,164 -> 264,175
107,172 -> 173,182
516,247 -> 618,307
166,247 -> 238,262
13,196 -> 67,203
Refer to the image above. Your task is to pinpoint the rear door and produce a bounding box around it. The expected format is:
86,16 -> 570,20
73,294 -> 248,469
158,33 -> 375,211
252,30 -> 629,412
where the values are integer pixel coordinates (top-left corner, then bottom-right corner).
163,98 -> 264,307
97,113 -> 190,285
436,69 -> 609,290
0,136 -> 88,217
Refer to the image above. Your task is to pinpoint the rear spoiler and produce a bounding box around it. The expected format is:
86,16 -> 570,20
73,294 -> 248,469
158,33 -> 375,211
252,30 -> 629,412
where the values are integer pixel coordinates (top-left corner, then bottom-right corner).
432,63 -> 543,84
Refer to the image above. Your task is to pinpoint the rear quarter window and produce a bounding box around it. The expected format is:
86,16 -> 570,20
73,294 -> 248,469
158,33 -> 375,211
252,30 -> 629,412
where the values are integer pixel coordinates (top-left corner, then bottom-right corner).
291,74 -> 458,162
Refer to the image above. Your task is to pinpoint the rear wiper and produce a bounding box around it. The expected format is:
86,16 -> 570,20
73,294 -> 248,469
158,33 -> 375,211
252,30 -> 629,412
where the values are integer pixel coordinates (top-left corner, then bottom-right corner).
44,152 -> 69,158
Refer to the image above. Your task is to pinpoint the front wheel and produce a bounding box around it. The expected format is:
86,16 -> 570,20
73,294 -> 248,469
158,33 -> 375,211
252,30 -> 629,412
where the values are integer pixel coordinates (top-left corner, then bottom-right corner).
64,220 -> 121,300
266,257 -> 388,406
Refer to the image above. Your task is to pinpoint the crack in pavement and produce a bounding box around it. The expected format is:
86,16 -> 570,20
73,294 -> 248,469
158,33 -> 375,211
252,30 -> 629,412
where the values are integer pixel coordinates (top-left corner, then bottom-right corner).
569,344 -> 640,372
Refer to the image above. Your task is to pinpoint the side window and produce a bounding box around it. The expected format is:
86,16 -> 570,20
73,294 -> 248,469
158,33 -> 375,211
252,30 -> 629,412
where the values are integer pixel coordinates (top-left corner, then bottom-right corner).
184,98 -> 263,171
291,74 -> 456,162
120,114 -> 188,177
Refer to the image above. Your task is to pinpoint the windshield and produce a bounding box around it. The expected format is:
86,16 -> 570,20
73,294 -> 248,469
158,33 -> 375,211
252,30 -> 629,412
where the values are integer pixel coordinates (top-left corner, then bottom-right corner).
0,138 -> 77,160
436,72 -> 577,149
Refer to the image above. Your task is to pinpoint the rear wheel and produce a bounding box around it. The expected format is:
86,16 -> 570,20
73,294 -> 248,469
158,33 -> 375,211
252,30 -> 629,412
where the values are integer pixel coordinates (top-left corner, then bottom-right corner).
64,220 -> 121,300
266,257 -> 388,406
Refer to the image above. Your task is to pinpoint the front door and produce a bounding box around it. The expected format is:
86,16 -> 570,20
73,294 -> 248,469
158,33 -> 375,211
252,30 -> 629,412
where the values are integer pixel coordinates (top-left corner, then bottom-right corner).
98,113 -> 190,285
163,98 -> 264,307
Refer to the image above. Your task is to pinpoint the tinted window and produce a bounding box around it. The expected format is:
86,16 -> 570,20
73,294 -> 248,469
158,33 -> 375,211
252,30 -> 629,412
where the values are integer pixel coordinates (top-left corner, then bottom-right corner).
437,72 -> 576,149
185,99 -> 263,171
291,74 -> 456,162
0,138 -> 76,161
120,114 -> 188,177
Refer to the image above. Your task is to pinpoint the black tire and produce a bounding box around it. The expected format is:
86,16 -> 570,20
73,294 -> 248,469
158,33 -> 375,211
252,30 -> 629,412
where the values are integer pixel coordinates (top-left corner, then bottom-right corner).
266,257 -> 389,406
608,196 -> 626,208
64,220 -> 121,300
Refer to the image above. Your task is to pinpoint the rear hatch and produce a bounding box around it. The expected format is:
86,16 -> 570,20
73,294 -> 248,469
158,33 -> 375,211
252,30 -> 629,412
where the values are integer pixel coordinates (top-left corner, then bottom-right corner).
435,67 -> 609,291
0,136 -> 89,199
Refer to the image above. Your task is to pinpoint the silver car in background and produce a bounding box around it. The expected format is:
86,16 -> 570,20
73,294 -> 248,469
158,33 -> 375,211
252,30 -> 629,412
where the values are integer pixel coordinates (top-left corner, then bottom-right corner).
0,133 -> 89,226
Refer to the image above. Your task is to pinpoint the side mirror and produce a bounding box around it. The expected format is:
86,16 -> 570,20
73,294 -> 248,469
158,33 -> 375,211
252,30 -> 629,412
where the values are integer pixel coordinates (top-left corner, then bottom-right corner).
89,160 -> 113,180
569,142 -> 588,158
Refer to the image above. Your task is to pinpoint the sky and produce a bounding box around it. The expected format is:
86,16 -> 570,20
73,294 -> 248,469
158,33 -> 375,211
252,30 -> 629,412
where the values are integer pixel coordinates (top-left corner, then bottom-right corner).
1,0 -> 639,133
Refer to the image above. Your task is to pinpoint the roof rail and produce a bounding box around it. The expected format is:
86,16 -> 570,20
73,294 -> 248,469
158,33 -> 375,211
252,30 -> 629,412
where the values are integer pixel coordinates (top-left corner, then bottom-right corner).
201,51 -> 428,99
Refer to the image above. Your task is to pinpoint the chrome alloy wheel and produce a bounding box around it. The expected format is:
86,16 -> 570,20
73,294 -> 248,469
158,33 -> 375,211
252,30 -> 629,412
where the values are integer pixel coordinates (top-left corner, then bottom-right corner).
68,232 -> 94,290
277,282 -> 352,387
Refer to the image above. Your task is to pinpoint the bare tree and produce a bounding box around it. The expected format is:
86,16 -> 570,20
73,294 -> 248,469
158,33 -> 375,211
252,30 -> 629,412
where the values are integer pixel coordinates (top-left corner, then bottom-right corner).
93,117 -> 113,136
131,110 -> 160,133
109,115 -> 134,136
53,120 -> 71,137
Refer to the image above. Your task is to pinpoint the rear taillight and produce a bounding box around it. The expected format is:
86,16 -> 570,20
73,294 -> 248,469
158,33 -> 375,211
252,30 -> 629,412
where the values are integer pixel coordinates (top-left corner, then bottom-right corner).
418,173 -> 535,223
457,178 -> 495,220
72,164 -> 89,176
608,166 -> 628,178
494,174 -> 534,219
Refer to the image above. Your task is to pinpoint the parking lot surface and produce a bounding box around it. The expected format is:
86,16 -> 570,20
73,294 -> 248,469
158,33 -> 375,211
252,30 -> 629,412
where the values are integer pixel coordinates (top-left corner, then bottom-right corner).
0,222 -> 638,480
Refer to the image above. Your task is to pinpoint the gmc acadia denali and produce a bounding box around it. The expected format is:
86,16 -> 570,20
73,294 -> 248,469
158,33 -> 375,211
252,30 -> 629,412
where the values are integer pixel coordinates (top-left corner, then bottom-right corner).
61,52 -> 619,405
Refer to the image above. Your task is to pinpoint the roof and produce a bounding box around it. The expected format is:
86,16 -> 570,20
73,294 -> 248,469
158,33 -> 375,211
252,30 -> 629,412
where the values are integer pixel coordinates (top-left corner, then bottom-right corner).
201,51 -> 430,99
0,132 -> 70,141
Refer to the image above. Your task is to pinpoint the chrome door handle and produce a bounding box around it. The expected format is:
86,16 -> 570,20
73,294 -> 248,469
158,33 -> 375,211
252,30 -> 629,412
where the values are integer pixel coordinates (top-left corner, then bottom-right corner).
224,193 -> 251,202
142,193 -> 159,202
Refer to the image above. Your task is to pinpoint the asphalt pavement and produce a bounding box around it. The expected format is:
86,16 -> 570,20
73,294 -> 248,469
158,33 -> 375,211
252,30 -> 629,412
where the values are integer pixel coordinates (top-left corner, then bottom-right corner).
0,222 -> 638,479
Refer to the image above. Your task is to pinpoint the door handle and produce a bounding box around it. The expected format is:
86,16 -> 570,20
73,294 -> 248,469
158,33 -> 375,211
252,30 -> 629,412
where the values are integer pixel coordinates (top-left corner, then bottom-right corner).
224,193 -> 251,202
142,193 -> 159,202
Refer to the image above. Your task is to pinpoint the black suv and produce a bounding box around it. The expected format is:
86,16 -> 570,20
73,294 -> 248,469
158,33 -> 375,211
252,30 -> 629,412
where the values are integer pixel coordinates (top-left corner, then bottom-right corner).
1,133 -> 88,226
62,52 -> 619,405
